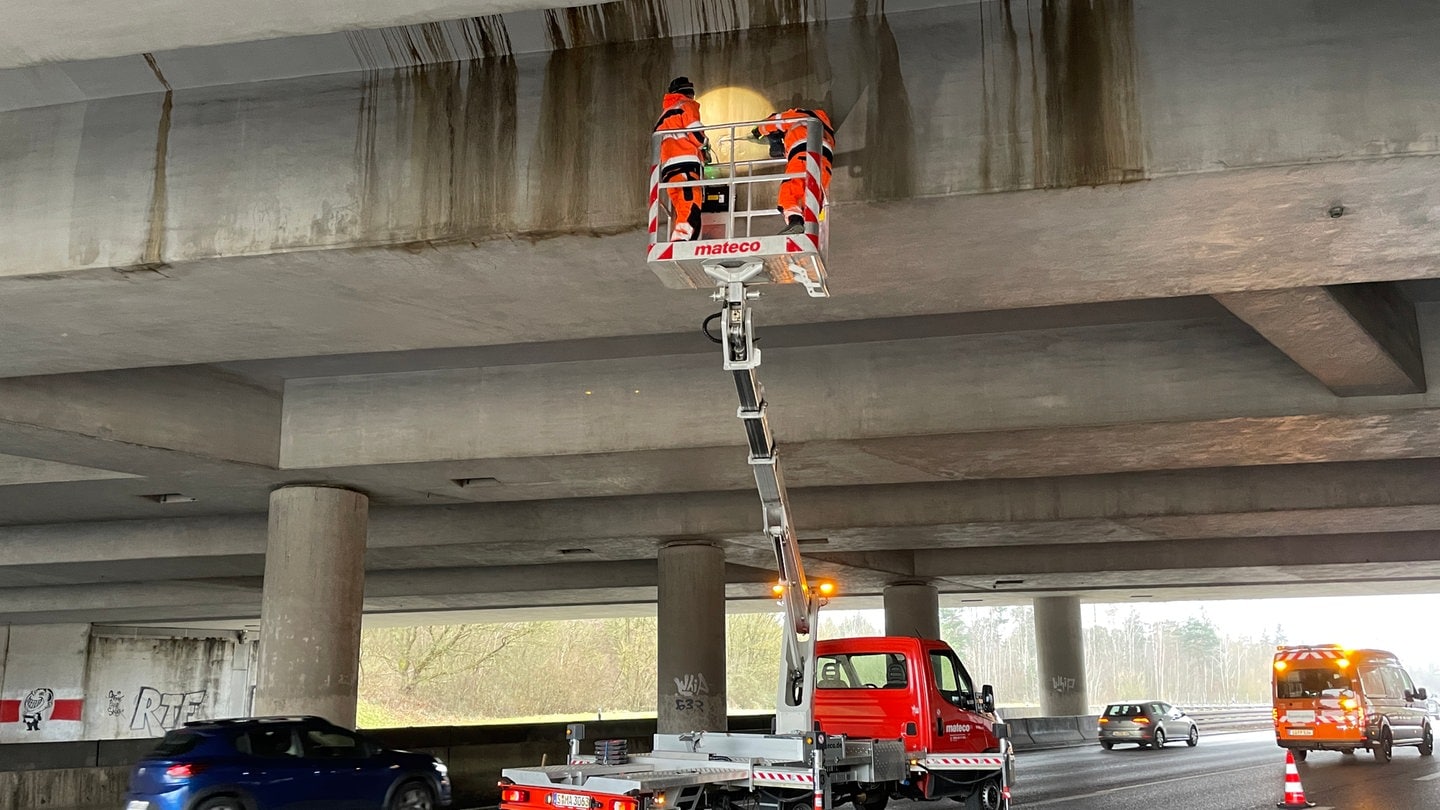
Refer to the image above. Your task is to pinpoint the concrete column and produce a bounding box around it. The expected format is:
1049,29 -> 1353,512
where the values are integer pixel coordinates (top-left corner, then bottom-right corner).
657,541 -> 726,733
253,486 -> 368,725
1033,596 -> 1089,716
883,582 -> 940,638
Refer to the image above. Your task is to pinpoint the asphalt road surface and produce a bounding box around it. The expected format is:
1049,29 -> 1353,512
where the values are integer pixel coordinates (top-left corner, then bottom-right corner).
986,731 -> 1440,810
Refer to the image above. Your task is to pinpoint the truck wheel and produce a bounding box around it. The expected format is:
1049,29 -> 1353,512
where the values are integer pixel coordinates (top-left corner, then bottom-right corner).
1373,730 -> 1393,763
855,787 -> 889,810
1293,749 -> 1307,762
974,778 -> 1004,810
1100,741 -> 1114,750
1421,725 -> 1433,757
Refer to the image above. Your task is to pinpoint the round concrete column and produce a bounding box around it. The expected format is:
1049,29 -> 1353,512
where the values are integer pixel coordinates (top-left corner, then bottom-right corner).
657,541 -> 727,733
883,582 -> 940,638
1033,596 -> 1089,716
253,486 -> 368,725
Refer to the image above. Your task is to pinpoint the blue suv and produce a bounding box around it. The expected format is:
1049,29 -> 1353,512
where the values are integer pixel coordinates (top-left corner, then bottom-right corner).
122,715 -> 451,810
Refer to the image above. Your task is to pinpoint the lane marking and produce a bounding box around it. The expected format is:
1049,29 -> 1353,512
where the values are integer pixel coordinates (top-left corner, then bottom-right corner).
1022,763 -> 1274,806
1416,771 -> 1440,781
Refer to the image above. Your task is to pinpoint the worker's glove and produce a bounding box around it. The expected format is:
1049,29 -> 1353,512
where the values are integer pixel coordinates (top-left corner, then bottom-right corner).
767,133 -> 785,159
749,127 -> 763,141
702,144 -> 715,165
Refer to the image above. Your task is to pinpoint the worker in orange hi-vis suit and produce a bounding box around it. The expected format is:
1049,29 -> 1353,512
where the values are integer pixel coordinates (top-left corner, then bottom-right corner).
752,108 -> 834,234
653,76 -> 710,241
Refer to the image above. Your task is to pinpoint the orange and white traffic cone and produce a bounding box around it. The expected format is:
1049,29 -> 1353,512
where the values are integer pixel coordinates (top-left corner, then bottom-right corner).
1276,750 -> 1316,808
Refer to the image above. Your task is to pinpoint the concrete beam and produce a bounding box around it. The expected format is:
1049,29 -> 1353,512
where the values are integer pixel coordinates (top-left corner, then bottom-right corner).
0,366 -> 281,471
1215,283 -> 1426,396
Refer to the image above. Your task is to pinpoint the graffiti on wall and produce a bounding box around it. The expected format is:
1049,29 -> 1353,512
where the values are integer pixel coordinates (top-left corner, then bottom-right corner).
0,687 -> 83,731
1051,675 -> 1077,694
672,672 -> 710,712
129,686 -> 207,735
22,688 -> 54,731
106,690 -> 126,716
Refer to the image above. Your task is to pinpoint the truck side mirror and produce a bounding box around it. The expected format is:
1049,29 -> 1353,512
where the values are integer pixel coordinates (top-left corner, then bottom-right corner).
1410,687 -> 1428,702
980,684 -> 996,714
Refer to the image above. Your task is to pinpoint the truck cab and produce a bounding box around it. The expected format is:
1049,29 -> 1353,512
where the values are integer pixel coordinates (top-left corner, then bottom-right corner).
814,636 -> 1000,758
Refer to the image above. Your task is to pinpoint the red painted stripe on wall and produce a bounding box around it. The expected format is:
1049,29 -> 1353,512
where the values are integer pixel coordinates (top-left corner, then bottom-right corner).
0,698 -> 84,722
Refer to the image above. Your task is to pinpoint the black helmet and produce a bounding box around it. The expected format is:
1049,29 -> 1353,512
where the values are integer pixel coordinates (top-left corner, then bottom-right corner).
668,76 -> 695,96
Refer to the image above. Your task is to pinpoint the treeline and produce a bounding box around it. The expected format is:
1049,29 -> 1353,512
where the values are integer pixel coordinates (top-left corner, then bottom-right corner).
356,606 -> 1289,727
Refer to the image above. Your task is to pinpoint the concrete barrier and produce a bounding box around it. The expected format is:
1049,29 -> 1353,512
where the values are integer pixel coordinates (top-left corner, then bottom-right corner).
1000,718 -> 1036,749
1022,716 -> 1087,748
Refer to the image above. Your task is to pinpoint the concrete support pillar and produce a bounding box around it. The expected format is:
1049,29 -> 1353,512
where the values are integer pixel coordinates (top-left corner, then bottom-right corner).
253,486 -> 368,725
1033,596 -> 1089,716
883,582 -> 940,638
657,541 -> 726,733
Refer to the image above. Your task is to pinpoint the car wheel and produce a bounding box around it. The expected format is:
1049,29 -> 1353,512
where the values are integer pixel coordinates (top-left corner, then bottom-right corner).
1293,749 -> 1307,762
1153,728 -> 1166,748
196,797 -> 245,810
1186,725 -> 1199,747
1374,730 -> 1393,763
1100,741 -> 1114,750
389,780 -> 435,810
1421,725 -> 1433,757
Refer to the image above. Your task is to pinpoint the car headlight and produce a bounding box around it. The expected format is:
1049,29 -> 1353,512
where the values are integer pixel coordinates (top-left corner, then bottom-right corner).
434,761 -> 449,775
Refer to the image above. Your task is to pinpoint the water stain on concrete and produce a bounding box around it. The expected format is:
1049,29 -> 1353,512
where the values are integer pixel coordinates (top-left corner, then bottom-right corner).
843,3 -> 916,200
141,53 -> 173,268
350,18 -> 520,243
979,0 -> 1145,191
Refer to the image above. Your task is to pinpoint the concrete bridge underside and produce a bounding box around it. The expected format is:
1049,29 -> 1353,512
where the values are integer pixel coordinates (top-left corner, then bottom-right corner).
3,0 -> 1440,626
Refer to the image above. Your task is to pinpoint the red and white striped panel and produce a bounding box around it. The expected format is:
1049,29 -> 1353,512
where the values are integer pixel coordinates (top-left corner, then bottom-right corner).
647,164 -> 660,239
1275,648 -> 1344,662
803,151 -> 823,225
923,755 -> 1006,768
752,770 -> 815,786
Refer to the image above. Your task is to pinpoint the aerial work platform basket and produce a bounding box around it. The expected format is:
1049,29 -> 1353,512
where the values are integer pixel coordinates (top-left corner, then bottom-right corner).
647,115 -> 830,297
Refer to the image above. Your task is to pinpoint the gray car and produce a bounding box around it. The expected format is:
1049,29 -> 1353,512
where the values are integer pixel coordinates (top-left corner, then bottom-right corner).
1098,701 -> 1199,750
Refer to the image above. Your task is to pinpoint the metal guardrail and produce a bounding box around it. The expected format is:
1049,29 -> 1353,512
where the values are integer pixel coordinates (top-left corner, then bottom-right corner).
1186,705 -> 1273,732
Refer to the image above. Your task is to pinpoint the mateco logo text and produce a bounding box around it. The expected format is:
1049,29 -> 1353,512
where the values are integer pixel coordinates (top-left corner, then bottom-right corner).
694,240 -> 761,256
945,723 -> 973,734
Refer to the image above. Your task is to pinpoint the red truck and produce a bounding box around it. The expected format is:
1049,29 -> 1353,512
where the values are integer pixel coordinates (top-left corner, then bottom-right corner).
814,635 -> 1008,809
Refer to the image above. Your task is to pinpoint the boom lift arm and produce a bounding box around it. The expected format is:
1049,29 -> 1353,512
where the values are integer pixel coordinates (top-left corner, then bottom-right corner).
704,262 -> 826,737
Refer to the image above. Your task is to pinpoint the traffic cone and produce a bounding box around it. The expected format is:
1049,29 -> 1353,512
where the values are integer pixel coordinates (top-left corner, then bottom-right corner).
1276,750 -> 1316,808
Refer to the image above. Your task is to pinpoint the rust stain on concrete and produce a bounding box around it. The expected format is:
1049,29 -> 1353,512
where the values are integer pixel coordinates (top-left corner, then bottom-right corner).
141,53 -> 173,268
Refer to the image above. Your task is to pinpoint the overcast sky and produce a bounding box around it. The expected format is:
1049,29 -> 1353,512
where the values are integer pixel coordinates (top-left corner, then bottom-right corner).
1083,594 -> 1440,676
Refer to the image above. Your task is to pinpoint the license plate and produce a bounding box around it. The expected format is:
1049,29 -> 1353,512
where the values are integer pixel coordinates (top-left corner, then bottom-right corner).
1289,729 -> 1314,737
127,802 -> 150,810
552,794 -> 594,809
1114,731 -> 1133,737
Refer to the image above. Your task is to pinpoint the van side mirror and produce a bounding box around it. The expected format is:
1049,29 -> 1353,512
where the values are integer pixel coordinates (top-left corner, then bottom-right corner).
1412,687 -> 1428,701
980,684 -> 996,714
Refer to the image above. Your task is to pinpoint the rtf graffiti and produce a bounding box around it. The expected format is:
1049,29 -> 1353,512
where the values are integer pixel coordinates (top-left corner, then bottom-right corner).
130,687 -> 206,735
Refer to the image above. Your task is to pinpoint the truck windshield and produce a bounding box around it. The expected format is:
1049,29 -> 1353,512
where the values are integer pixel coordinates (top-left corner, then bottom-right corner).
1276,667 -> 1352,699
816,653 -> 908,689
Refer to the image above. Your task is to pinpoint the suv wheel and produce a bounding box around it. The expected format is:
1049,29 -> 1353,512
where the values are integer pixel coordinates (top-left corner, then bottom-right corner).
1374,729 -> 1393,763
389,780 -> 435,810
196,797 -> 245,810
1421,725 -> 1434,757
